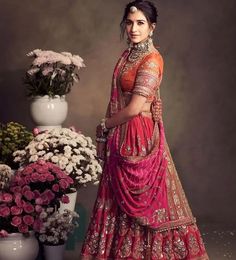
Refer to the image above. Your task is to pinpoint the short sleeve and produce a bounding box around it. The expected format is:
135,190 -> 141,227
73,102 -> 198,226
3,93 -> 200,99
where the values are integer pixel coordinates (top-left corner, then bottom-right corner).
132,53 -> 163,98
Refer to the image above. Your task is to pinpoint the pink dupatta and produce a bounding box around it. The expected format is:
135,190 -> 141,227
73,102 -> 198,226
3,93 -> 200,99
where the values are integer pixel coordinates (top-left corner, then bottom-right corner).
105,50 -> 169,229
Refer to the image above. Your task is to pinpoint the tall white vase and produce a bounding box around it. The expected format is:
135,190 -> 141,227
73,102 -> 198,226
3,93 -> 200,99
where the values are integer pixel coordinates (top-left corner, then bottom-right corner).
0,232 -> 39,260
30,95 -> 68,131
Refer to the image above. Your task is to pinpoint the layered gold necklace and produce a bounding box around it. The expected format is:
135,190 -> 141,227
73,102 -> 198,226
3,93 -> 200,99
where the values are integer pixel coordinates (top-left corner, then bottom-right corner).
128,37 -> 153,63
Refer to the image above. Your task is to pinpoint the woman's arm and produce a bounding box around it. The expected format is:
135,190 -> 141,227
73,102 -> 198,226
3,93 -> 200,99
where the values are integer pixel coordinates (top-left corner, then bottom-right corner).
105,94 -> 147,129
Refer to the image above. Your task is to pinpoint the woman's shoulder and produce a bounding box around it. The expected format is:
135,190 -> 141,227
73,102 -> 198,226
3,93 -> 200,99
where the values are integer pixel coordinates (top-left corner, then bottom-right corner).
139,48 -> 164,70
143,48 -> 163,63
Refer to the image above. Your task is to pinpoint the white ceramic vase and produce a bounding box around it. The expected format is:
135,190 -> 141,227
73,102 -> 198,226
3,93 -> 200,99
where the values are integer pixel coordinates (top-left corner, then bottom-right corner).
30,95 -> 68,131
59,191 -> 77,214
0,232 -> 39,260
43,243 -> 66,260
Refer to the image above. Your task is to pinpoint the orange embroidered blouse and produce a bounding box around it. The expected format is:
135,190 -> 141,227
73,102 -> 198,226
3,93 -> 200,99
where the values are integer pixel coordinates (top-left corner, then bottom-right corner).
119,50 -> 163,102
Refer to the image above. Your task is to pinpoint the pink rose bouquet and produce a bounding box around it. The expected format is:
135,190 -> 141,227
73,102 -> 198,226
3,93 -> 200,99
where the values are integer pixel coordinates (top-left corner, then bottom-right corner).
0,160 -> 74,236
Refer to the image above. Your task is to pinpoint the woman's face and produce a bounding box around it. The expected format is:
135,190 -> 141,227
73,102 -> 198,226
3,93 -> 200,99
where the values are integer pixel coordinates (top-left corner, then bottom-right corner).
125,10 -> 154,44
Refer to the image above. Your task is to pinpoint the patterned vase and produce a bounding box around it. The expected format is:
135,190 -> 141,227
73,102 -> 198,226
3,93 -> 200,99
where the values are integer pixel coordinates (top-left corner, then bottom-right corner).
0,232 -> 39,260
30,95 -> 68,131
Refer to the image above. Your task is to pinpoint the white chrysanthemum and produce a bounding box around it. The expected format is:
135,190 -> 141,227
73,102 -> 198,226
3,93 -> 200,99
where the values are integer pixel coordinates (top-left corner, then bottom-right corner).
76,169 -> 83,176
29,148 -> 37,155
51,156 -> 59,163
29,155 -> 38,162
37,150 -> 46,156
35,133 -> 46,141
65,164 -> 73,173
37,143 -> 44,150
58,161 -> 66,170
84,174 -> 92,182
73,148 -> 80,154
64,145 -> 72,152
43,152 -> 54,160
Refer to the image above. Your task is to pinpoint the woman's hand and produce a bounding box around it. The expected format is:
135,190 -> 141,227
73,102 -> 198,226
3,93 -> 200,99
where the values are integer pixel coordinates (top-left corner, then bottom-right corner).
96,124 -> 104,138
96,141 -> 106,160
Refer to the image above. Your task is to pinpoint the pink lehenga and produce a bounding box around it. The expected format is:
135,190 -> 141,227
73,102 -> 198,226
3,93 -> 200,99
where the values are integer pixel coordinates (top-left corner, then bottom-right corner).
81,46 -> 209,260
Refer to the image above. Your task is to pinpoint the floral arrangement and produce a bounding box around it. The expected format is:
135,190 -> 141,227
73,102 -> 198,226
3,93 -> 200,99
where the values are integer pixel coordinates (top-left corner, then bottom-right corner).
0,122 -> 33,169
14,128 -> 102,189
38,208 -> 79,245
0,164 -> 13,190
0,160 -> 73,236
24,49 -> 85,97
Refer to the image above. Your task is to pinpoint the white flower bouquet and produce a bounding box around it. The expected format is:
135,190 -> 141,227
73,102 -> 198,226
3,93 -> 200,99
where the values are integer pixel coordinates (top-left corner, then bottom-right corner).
0,164 -> 13,190
38,208 -> 79,245
24,49 -> 85,97
13,128 -> 102,189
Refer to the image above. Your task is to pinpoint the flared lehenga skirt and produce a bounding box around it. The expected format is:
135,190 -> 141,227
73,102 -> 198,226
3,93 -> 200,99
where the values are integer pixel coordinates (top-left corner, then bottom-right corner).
81,115 -> 209,260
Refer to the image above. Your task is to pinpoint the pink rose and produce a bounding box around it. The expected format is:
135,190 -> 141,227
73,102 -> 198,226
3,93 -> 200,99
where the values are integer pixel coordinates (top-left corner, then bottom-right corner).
23,190 -> 35,200
31,173 -> 40,182
35,205 -> 43,213
46,174 -> 55,182
22,167 -> 34,175
59,179 -> 69,190
37,160 -> 46,166
22,185 -> 30,193
10,186 -> 22,193
2,193 -> 13,203
33,190 -> 41,199
18,224 -> 29,233
33,219 -> 42,232
18,178 -> 26,186
11,206 -> 23,215
0,206 -> 10,217
52,184 -> 59,192
14,194 -> 23,207
11,216 -> 22,227
35,198 -> 43,205
37,166 -> 49,174
23,215 -> 34,226
40,193 -> 51,205
33,128 -> 40,136
0,230 -> 8,237
61,195 -> 69,204
24,175 -> 32,184
43,190 -> 55,201
66,176 -> 74,184
39,174 -> 46,182
23,203 -> 34,214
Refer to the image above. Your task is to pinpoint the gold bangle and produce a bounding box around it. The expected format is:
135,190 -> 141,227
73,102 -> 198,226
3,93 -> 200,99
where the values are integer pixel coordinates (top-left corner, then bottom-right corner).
100,118 -> 108,133
96,137 -> 107,143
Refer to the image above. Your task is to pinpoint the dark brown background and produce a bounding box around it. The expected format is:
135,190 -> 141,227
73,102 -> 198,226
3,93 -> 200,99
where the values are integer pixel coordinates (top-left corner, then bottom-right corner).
0,0 -> 235,231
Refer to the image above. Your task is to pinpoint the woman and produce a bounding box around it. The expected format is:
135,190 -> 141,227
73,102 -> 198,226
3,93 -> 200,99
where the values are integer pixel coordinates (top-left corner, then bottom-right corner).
81,0 -> 209,259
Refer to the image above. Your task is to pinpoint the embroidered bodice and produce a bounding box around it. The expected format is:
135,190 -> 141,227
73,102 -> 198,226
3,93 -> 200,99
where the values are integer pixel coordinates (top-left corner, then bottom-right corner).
119,49 -> 163,102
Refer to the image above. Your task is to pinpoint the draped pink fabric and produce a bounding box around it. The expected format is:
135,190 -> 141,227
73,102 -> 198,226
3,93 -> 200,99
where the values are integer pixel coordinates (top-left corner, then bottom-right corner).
80,49 -> 209,259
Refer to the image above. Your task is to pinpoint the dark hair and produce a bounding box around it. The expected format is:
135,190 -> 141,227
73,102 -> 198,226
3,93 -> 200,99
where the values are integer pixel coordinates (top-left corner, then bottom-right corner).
120,0 -> 158,39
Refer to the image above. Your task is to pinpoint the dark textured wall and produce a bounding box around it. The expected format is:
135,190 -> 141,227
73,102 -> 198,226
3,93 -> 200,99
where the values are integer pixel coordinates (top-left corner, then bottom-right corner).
0,0 -> 235,226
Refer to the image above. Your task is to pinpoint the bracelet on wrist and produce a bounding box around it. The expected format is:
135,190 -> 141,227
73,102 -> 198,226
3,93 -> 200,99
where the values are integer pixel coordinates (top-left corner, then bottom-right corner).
96,137 -> 107,143
100,118 -> 109,134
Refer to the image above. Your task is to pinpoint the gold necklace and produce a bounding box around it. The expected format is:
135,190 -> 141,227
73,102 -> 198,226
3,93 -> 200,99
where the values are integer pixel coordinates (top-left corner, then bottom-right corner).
128,37 -> 153,63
